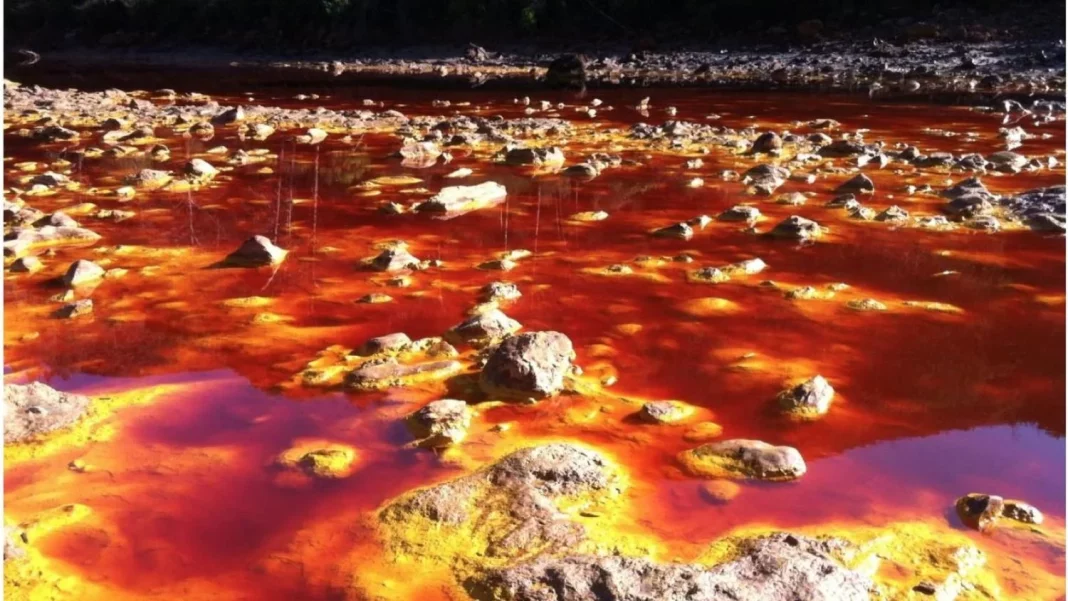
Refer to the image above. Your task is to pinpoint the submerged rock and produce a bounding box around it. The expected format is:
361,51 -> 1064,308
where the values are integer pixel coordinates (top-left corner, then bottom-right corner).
406,399 -> 471,448
679,439 -> 807,480
4,382 -> 91,444
466,533 -> 873,601
480,332 -> 574,400
778,375 -> 835,418
224,235 -> 287,267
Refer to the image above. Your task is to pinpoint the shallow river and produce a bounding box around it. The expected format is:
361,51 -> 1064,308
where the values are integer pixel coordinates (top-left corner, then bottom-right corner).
3,66 -> 1065,601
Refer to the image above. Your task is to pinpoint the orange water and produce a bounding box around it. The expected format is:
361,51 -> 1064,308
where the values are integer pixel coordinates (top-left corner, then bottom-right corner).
3,73 -> 1065,600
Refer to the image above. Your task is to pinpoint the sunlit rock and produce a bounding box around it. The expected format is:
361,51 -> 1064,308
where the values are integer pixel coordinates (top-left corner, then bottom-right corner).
406,399 -> 471,448
469,533 -> 872,601
480,331 -> 574,400
778,375 -> 835,418
637,400 -> 695,424
769,216 -> 822,241
416,181 -> 506,216
679,439 -> 806,480
4,382 -> 91,444
62,259 -> 105,287
224,235 -> 287,267
445,309 -> 521,348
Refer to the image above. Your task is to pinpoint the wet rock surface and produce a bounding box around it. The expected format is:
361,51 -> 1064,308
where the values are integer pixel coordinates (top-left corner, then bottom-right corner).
4,382 -> 92,444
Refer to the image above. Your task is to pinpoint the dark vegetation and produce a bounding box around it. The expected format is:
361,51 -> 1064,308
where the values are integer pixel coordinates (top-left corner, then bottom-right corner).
4,0 -> 1064,51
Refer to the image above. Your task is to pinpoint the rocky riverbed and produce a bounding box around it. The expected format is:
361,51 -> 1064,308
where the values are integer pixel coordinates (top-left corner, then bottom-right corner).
3,66 -> 1065,601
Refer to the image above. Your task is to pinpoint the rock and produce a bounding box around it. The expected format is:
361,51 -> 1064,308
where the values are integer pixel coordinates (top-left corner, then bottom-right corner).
722,258 -> 767,275
777,192 -> 807,206
416,182 -> 507,216
4,527 -> 26,562
545,54 -> 587,89
295,128 -> 327,145
480,332 -> 574,400
769,216 -> 822,241
10,256 -> 42,273
212,106 -> 245,125
445,309 -> 522,348
1001,186 -> 1065,232
466,43 -> 491,63
504,146 -> 565,167
56,299 -> 93,318
224,235 -> 287,267
750,132 -> 783,154
719,205 -> 762,223
240,123 -> 274,141
742,164 -> 789,195
875,206 -> 910,223
36,125 -> 79,142
778,375 -> 834,418
127,168 -> 172,190
679,439 -> 806,480
637,401 -> 694,424
987,151 -> 1028,173
836,173 -> 875,194
3,225 -> 101,257
690,267 -> 730,283
1002,500 -> 1043,525
275,443 -> 359,479
652,222 -> 694,240
955,493 -> 1004,531
847,298 -> 887,311
62,259 -> 105,287
380,443 -> 614,566
353,333 -> 412,356
563,163 -> 599,178
849,205 -> 877,221
398,140 -> 442,168
184,158 -> 219,182
370,247 -> 420,272
819,140 -> 870,157
480,281 -> 522,302
4,382 -> 91,444
29,171 -> 69,188
406,399 -> 471,448
466,532 -> 872,601
346,358 -> 462,391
